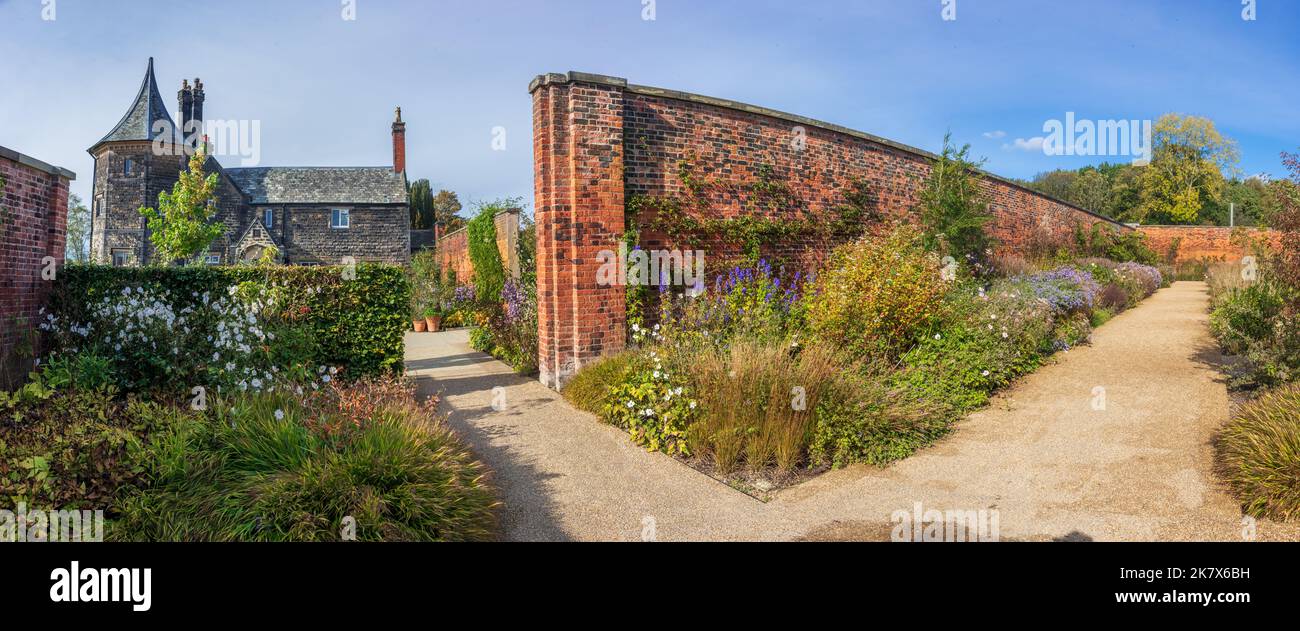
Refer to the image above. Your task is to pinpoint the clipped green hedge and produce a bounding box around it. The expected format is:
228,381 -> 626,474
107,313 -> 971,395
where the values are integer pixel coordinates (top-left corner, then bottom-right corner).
50,264 -> 410,378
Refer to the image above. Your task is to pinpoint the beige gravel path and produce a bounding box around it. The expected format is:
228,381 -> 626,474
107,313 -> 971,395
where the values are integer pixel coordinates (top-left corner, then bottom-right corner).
406,282 -> 1300,541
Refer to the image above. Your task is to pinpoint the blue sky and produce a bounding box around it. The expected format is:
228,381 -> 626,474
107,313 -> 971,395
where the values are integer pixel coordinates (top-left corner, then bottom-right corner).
3,0 -> 1297,213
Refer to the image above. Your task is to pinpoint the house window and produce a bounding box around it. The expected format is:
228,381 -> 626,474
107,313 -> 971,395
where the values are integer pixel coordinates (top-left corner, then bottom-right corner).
111,249 -> 130,267
263,208 -> 274,228
206,254 -> 221,265
123,158 -> 133,176
94,199 -> 101,217
331,208 -> 350,229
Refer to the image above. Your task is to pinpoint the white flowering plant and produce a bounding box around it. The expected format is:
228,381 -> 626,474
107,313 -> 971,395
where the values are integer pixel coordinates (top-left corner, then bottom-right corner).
601,350 -> 698,455
41,281 -> 321,395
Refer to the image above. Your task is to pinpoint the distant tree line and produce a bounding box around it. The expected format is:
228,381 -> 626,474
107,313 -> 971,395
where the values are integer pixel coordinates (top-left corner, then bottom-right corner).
1020,113 -> 1293,227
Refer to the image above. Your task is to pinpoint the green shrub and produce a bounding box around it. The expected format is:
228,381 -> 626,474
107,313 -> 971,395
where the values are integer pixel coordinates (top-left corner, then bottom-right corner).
808,367 -> 952,468
48,264 -> 409,386
111,377 -> 498,541
1211,282 -> 1286,355
805,225 -> 947,358
896,280 -> 1055,411
561,352 -> 637,415
1217,384 -> 1300,521
602,351 -> 697,456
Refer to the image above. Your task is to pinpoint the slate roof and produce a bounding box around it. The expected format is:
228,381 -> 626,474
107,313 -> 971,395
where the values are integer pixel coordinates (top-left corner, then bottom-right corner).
90,58 -> 185,153
223,167 -> 409,205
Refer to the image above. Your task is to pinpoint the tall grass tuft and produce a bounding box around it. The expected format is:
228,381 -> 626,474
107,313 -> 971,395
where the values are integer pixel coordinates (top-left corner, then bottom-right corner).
686,340 -> 842,474
561,352 -> 638,415
1217,383 -> 1300,522
111,377 -> 499,541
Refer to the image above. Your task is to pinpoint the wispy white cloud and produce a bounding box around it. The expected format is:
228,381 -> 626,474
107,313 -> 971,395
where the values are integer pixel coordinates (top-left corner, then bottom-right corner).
1005,137 -> 1045,152
982,130 -> 1006,139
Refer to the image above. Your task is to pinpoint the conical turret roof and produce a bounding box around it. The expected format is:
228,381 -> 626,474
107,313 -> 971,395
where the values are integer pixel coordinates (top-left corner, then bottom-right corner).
89,57 -> 185,154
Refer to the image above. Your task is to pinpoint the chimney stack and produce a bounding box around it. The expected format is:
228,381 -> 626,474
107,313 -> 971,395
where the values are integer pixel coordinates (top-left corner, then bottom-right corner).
178,79 -> 194,146
392,106 -> 406,174
191,78 -> 205,146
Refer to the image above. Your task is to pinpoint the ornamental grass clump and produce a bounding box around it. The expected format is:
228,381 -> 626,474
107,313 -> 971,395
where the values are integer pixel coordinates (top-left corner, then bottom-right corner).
1217,383 -> 1300,521
685,340 -> 840,473
111,376 -> 499,541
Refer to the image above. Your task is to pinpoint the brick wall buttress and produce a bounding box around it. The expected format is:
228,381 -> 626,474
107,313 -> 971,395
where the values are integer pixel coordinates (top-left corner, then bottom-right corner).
531,74 -> 626,389
0,147 -> 74,391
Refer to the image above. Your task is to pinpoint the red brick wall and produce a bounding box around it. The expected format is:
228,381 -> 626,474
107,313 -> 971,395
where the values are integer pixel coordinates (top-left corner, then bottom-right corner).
529,72 -> 1132,388
1138,225 -> 1280,264
0,147 -> 74,390
433,208 -> 521,286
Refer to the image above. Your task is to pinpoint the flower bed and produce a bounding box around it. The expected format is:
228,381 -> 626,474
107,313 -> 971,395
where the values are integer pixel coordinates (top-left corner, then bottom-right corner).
563,223 -> 1166,493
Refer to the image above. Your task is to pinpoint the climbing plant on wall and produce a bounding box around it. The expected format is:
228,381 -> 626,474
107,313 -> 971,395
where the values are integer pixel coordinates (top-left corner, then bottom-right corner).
467,202 -> 508,305
627,158 -> 870,263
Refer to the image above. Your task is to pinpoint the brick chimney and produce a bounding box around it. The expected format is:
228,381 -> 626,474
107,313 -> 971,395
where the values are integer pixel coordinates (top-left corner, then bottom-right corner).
392,106 -> 406,174
178,79 -> 193,145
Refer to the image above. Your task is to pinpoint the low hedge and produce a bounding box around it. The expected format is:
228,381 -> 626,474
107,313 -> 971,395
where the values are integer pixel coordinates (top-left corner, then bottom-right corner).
49,264 -> 409,379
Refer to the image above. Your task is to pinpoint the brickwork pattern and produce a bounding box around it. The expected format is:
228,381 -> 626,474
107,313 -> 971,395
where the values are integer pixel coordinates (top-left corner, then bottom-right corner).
1138,225 -> 1281,264
0,150 -> 72,389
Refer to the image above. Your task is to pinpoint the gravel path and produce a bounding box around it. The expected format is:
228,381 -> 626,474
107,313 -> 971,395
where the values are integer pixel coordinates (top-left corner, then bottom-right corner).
406,282 -> 1300,541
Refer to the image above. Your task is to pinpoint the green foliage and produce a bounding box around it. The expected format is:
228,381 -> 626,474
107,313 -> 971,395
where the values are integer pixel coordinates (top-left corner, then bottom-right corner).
65,193 -> 91,263
50,264 -> 410,384
602,352 -> 697,456
809,369 -> 951,468
1211,282 -> 1286,356
561,352 -> 638,415
804,225 -> 947,358
1138,114 -> 1239,224
1217,383 -> 1300,521
467,202 -> 509,306
917,133 -> 992,262
1,387 -> 187,510
408,179 -> 435,229
138,147 -> 224,265
431,189 -> 465,234
110,378 -> 498,541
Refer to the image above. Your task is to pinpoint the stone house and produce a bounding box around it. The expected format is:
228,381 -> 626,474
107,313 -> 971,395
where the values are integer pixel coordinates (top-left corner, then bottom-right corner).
88,59 -> 410,266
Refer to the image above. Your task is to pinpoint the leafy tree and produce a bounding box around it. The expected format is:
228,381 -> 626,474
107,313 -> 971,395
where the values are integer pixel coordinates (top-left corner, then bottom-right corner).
138,147 -> 223,265
431,189 -> 465,235
408,179 -> 435,229
1137,114 -> 1238,224
64,193 -> 91,263
917,133 -> 992,262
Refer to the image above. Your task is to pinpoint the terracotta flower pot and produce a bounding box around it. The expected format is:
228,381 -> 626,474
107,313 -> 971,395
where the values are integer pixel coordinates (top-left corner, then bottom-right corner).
413,319 -> 427,332
426,315 -> 443,332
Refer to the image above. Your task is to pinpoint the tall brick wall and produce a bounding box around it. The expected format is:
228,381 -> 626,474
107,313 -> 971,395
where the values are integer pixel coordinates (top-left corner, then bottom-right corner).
1138,225 -> 1280,264
0,146 -> 74,390
529,71 -> 1133,388
433,208 -> 521,284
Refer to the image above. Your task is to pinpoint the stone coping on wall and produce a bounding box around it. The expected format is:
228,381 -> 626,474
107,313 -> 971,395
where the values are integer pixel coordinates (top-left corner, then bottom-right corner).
529,71 -> 1130,232
0,145 -> 77,180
